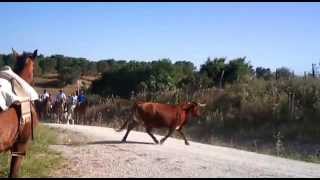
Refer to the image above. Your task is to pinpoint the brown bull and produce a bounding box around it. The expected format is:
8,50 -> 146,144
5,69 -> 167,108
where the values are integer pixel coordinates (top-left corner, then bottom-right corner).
117,101 -> 206,145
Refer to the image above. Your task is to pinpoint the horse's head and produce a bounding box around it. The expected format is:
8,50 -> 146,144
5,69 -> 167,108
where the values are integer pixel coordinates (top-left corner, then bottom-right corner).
12,48 -> 40,128
12,48 -> 37,85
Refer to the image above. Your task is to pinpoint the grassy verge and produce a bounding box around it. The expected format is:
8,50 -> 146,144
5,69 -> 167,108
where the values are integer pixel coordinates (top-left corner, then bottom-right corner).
0,124 -> 64,177
212,136 -> 320,164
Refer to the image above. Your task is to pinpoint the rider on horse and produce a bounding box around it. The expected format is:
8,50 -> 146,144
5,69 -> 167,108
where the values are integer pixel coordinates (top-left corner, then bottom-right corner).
77,90 -> 86,106
40,89 -> 49,102
56,89 -> 67,104
67,91 -> 78,110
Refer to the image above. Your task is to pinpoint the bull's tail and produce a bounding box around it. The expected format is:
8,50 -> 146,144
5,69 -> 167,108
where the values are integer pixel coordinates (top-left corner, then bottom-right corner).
115,101 -> 140,132
116,118 -> 129,132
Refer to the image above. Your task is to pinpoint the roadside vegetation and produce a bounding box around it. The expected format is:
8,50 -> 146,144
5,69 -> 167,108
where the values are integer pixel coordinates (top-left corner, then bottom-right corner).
0,125 -> 64,177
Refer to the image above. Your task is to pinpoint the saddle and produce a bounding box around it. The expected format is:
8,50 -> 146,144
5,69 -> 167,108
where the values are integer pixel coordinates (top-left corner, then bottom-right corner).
0,66 -> 39,155
0,66 -> 38,110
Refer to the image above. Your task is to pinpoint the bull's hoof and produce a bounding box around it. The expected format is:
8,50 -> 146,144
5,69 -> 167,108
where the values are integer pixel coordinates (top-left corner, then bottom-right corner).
160,139 -> 165,145
185,142 -> 190,146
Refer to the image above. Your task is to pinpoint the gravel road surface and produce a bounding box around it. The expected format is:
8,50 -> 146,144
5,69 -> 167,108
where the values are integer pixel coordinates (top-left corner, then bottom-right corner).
45,123 -> 320,178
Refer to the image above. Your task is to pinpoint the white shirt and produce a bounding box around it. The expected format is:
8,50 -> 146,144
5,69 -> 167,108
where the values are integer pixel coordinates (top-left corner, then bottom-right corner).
44,92 -> 49,98
41,92 -> 49,101
56,92 -> 67,102
72,95 -> 78,105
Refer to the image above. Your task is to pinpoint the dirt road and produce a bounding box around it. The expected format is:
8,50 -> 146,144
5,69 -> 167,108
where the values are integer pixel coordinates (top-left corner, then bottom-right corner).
45,123 -> 320,178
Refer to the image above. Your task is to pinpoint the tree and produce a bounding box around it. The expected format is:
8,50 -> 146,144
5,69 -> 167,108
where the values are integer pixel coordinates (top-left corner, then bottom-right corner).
90,62 -> 151,98
200,57 -> 226,85
86,62 -> 97,75
256,67 -> 272,80
224,57 -> 253,83
96,59 -> 115,73
38,57 -> 57,74
0,55 -> 5,68
276,67 -> 292,80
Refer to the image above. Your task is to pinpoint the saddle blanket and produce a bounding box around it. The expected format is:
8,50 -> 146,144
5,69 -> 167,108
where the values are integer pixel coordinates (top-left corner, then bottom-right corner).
0,66 -> 39,111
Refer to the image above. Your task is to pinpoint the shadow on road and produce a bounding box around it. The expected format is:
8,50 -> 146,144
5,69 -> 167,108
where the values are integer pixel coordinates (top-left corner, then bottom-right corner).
86,140 -> 155,145
54,140 -> 156,146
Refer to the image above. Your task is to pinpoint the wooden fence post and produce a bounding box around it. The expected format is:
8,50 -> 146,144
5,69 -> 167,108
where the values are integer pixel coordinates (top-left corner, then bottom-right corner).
219,70 -> 224,89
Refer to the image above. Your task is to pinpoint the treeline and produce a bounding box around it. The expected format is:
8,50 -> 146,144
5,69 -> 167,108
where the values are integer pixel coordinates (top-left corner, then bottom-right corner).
0,53 -> 124,86
0,52 -> 309,97
90,57 -> 300,98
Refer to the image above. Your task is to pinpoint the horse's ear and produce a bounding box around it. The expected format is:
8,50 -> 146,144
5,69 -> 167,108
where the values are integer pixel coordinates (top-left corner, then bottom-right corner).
32,49 -> 38,60
12,48 -> 19,59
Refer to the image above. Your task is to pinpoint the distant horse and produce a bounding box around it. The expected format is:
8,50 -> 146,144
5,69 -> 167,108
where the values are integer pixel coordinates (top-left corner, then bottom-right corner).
52,99 -> 66,124
0,49 -> 40,177
64,98 -> 76,125
74,100 -> 88,125
36,96 -> 52,121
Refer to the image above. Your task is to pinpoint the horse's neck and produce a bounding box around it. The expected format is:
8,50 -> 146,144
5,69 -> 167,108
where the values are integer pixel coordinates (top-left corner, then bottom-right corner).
17,74 -> 27,85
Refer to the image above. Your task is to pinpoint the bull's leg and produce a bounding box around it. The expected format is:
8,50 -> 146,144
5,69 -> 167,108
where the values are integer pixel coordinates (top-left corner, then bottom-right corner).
9,142 -> 28,177
177,129 -> 190,145
160,128 -> 175,145
121,121 -> 138,142
145,128 -> 159,144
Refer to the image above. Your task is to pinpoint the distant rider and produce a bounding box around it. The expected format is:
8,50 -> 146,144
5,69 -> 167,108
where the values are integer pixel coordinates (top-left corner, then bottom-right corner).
77,90 -> 86,105
56,89 -> 67,104
40,89 -> 50,102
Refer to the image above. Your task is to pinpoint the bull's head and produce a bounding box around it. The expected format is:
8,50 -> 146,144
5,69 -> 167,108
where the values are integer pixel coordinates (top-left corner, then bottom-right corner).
181,101 -> 206,117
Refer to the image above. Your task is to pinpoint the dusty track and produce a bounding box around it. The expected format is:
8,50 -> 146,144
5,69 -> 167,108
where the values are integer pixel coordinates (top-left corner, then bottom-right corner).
45,123 -> 320,178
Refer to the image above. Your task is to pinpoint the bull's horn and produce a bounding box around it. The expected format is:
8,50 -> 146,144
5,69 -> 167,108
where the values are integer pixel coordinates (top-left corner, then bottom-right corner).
198,103 -> 206,107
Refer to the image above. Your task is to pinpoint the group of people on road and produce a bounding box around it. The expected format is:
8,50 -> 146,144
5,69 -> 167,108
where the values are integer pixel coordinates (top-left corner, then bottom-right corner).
39,89 -> 87,108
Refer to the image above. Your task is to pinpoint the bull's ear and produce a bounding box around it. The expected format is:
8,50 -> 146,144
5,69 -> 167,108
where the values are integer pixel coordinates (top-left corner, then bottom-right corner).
181,103 -> 193,110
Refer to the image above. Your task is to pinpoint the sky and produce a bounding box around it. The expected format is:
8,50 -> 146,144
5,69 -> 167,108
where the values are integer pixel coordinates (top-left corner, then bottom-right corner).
0,2 -> 320,75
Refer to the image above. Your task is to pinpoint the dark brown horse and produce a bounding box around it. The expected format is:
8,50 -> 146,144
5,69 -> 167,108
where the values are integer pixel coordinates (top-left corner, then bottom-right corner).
74,100 -> 88,125
51,99 -> 66,124
0,49 -> 40,177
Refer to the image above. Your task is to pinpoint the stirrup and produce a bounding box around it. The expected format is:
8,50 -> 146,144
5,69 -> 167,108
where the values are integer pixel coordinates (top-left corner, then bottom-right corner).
11,152 -> 26,157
